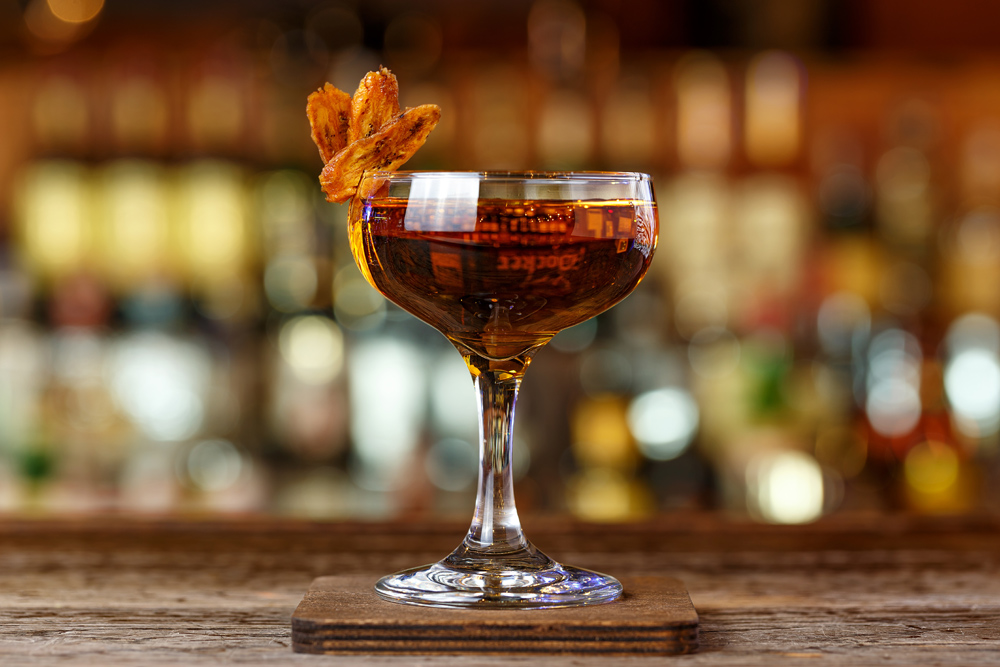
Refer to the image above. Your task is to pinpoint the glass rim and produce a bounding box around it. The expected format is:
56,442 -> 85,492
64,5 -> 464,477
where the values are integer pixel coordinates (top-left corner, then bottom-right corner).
360,170 -> 652,182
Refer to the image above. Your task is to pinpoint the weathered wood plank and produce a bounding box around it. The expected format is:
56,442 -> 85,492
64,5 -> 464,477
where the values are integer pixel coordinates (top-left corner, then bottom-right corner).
291,575 -> 699,655
0,516 -> 998,665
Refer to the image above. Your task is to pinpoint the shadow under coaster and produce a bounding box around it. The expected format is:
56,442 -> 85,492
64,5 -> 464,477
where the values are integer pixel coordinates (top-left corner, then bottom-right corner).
291,574 -> 699,656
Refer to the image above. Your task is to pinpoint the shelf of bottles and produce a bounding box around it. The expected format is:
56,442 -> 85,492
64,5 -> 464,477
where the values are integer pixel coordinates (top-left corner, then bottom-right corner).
1,1 -> 999,522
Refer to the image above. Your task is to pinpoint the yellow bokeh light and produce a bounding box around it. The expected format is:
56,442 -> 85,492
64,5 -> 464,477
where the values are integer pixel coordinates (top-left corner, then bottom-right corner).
567,468 -> 651,522
279,316 -> 344,385
176,162 -> 250,283
47,0 -> 104,24
16,161 -> 92,278
904,441 -> 959,495
571,396 -> 636,469
750,451 -> 824,524
98,161 -> 170,287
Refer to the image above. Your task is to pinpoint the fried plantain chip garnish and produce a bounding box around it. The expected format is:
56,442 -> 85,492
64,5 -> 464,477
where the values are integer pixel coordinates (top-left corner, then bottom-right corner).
320,104 -> 441,203
309,68 -> 440,203
306,83 -> 351,163
348,67 -> 400,144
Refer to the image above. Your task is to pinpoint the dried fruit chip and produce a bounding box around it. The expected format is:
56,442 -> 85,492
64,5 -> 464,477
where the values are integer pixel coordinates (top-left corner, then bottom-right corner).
320,104 -> 441,203
306,83 -> 351,163
308,68 -> 441,203
348,67 -> 400,143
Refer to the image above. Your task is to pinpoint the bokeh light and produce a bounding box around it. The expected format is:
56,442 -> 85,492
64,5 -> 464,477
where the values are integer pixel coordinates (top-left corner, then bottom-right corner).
99,160 -> 171,287
24,0 -> 104,45
675,52 -> 731,169
111,77 -> 168,150
7,1 -> 1000,523
538,90 -> 593,169
186,439 -> 244,493
429,350 -> 478,437
568,468 -> 650,522
47,0 -> 104,23
108,332 -> 210,442
348,336 -> 425,492
749,451 -> 824,524
602,79 -> 655,167
945,350 -> 1000,428
944,313 -> 1000,437
32,78 -> 88,148
16,161 -> 91,278
572,396 -> 634,469
265,256 -> 318,312
627,388 -> 699,461
176,162 -> 249,283
278,315 -> 344,385
333,266 -> 387,331
904,441 -> 959,495
745,51 -> 801,166
865,329 -> 922,437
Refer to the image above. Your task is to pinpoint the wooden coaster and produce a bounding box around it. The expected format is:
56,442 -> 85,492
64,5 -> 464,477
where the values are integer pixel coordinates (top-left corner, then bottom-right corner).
292,574 -> 698,655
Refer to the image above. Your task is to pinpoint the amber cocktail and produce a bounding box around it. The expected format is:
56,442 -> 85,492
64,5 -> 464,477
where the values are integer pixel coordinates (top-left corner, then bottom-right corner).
350,171 -> 657,608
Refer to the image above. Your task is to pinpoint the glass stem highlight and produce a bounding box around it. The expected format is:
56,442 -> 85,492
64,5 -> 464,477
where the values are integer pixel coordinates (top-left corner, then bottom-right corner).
445,352 -> 552,570
469,365 -> 525,551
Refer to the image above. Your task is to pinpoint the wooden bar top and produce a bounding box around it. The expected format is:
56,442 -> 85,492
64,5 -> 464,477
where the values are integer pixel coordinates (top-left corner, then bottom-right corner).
1,514 -> 999,665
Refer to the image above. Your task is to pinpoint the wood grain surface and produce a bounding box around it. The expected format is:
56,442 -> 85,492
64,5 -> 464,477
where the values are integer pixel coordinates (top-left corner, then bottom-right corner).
0,514 -> 999,665
292,575 -> 699,655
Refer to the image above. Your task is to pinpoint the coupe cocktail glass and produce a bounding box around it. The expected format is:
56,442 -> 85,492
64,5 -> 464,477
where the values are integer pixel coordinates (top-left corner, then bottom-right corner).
348,171 -> 658,608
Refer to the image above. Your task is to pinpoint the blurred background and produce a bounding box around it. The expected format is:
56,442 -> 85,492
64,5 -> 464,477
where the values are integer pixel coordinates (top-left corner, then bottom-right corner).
1,0 -> 1000,523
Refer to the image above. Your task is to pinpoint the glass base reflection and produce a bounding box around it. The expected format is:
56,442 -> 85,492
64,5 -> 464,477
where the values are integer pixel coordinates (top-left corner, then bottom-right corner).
374,546 -> 623,609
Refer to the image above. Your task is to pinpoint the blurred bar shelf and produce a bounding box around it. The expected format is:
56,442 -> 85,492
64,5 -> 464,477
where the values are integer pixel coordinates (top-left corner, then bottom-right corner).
0,513 -> 998,664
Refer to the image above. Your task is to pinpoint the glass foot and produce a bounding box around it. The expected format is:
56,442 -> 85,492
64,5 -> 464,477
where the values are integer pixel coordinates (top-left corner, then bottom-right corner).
374,560 -> 623,609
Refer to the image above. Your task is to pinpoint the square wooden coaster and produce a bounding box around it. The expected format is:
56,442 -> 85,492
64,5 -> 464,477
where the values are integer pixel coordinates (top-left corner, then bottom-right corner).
291,574 -> 698,656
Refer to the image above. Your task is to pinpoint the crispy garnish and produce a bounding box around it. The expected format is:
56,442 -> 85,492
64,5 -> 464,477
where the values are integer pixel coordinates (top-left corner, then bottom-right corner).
348,67 -> 400,143
308,68 -> 440,203
306,83 -> 351,163
320,104 -> 441,203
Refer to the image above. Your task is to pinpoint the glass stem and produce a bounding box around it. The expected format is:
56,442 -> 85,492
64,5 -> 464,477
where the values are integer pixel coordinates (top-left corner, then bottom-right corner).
467,363 -> 526,552
443,350 -> 556,574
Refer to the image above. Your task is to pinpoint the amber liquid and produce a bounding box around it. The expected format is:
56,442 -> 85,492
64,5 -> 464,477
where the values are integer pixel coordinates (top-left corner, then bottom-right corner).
350,198 -> 657,361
